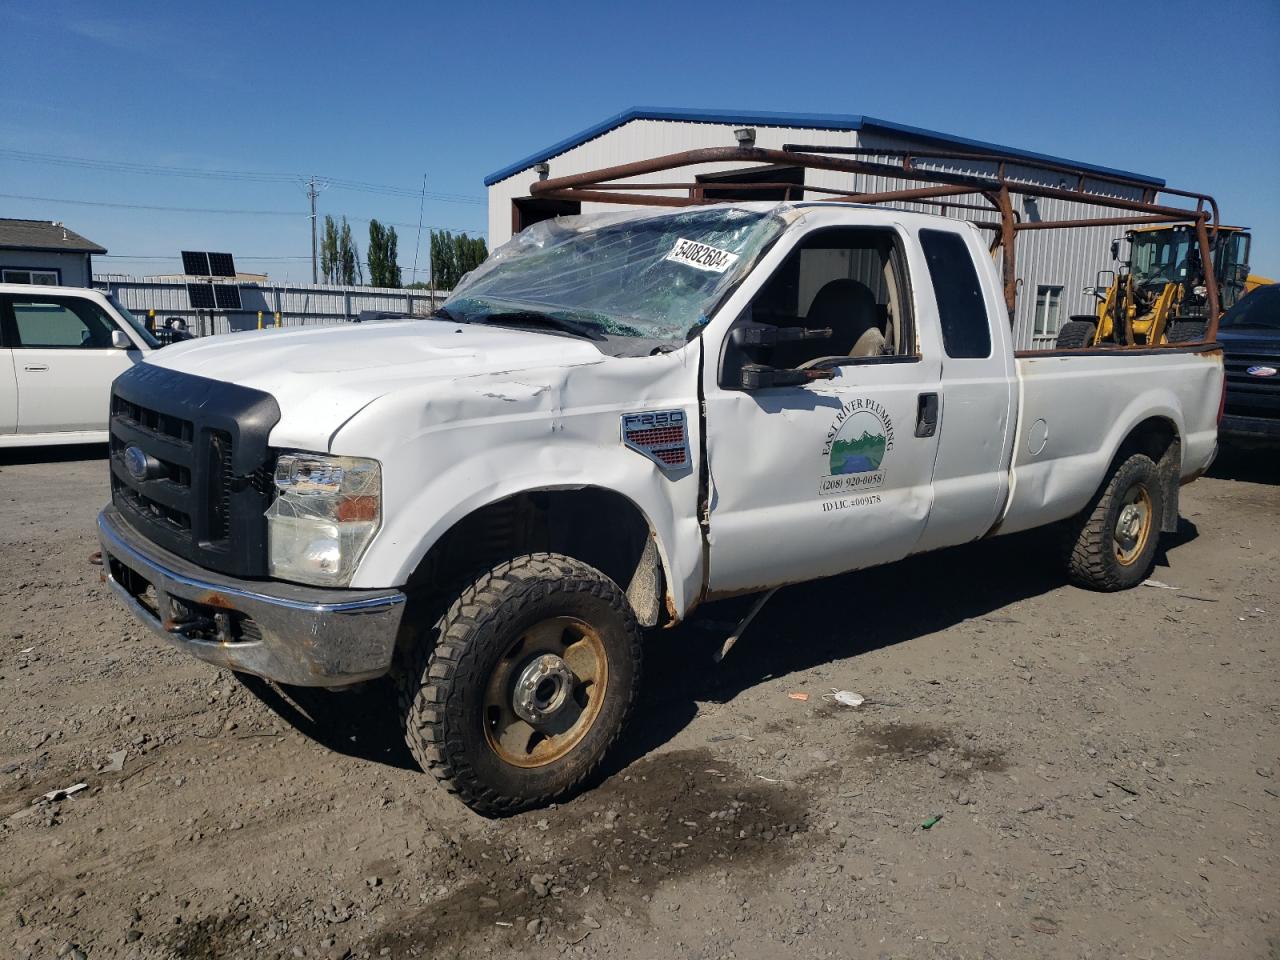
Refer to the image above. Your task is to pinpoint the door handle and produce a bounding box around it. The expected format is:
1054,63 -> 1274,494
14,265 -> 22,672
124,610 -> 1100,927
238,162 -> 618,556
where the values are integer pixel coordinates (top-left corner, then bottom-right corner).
915,392 -> 939,438
23,363 -> 49,372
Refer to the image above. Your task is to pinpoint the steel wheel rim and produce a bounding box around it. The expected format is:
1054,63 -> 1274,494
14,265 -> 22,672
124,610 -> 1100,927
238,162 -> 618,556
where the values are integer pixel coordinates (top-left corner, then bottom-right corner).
1114,483 -> 1153,566
482,616 -> 609,768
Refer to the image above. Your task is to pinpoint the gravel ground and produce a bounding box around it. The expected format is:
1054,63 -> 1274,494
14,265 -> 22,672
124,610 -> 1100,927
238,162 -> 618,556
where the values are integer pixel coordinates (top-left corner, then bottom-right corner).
1,444 -> 1277,960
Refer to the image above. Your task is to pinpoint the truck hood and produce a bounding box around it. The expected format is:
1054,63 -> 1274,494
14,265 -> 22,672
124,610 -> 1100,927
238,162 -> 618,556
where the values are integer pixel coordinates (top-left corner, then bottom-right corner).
1217,327 -> 1280,352
148,320 -> 605,450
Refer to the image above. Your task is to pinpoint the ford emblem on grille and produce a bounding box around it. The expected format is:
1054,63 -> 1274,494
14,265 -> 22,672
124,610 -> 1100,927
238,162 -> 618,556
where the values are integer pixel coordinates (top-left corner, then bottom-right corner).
1246,365 -> 1277,378
124,445 -> 150,480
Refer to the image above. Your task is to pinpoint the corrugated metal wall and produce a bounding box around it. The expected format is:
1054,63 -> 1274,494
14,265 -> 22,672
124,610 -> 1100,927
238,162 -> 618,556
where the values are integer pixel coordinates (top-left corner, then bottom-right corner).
850,131 -> 1148,350
93,277 -> 447,337
487,120 -> 862,242
487,119 -> 1158,352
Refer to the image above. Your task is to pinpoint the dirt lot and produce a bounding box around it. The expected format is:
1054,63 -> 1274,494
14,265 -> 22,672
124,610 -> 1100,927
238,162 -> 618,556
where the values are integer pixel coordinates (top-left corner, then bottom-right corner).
1,445 -> 1277,960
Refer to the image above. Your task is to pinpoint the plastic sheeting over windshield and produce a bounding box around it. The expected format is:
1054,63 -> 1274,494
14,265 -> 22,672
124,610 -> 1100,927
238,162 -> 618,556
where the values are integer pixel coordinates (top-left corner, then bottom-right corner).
445,206 -> 787,342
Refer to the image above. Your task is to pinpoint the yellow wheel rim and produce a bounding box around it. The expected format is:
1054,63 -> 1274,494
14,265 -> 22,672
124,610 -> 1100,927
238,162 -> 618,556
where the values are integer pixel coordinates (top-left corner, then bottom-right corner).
1114,483 -> 1153,566
482,616 -> 609,768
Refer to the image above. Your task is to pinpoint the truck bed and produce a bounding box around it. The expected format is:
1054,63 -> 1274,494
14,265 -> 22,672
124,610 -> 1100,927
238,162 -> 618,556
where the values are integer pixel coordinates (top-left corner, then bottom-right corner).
997,345 -> 1223,536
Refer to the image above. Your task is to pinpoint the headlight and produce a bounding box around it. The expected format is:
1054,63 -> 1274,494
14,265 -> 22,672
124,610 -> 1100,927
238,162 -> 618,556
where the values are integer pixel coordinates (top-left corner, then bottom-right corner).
266,452 -> 381,586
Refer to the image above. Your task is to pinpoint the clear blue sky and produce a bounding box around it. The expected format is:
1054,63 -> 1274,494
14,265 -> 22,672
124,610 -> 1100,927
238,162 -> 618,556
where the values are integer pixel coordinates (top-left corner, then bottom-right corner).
2,0 -> 1277,281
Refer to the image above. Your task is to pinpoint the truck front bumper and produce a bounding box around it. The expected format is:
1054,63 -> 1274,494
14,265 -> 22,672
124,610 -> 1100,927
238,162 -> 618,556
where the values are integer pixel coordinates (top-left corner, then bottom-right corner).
1220,414 -> 1280,442
98,506 -> 406,687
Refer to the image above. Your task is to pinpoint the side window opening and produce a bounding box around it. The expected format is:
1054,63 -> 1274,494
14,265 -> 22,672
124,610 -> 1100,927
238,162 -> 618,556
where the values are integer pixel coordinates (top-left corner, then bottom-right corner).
733,227 -> 916,373
918,229 -> 992,359
8,297 -> 117,349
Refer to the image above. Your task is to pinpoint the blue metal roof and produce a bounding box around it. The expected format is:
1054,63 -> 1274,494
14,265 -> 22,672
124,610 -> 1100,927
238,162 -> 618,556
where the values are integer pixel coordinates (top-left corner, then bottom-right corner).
483,106 -> 1165,188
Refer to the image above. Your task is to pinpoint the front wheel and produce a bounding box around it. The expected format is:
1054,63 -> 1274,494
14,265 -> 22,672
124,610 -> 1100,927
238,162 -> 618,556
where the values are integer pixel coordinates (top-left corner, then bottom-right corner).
1062,452 -> 1165,591
1055,319 -> 1098,350
1165,320 -> 1207,344
396,553 -> 642,817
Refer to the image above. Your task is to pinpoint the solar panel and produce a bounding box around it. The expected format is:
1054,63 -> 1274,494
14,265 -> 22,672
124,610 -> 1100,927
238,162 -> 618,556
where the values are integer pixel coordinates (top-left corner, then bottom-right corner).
186,283 -> 216,309
213,285 -> 242,310
208,252 -> 237,277
182,251 -> 211,276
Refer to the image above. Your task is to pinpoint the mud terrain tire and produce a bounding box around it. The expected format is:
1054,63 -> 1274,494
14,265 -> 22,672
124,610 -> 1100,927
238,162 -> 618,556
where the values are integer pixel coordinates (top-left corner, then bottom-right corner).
397,553 -> 642,817
1063,452 -> 1165,591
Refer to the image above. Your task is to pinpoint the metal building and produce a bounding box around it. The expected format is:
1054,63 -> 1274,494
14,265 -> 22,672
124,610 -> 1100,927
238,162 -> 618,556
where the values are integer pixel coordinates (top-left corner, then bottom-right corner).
485,107 -> 1169,350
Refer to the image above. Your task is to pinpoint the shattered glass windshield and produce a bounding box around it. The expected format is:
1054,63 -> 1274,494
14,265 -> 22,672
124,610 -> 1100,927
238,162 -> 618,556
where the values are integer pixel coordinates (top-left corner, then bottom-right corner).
442,206 -> 785,345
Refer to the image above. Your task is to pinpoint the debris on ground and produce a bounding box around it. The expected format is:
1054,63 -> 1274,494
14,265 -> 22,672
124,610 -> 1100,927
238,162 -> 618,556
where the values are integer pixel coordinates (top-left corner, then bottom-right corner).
39,783 -> 87,803
825,690 -> 865,707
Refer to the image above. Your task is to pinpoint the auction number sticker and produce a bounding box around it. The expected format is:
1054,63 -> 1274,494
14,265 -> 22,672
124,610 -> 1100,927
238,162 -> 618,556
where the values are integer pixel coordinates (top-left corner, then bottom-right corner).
665,238 -> 739,273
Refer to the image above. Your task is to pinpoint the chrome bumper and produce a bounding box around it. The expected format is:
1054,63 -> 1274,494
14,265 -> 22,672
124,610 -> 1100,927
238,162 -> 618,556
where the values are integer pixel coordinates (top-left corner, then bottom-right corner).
98,506 -> 405,687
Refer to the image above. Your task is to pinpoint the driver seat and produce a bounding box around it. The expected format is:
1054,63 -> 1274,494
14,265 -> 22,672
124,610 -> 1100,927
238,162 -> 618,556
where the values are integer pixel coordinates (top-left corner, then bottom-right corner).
806,278 -> 884,358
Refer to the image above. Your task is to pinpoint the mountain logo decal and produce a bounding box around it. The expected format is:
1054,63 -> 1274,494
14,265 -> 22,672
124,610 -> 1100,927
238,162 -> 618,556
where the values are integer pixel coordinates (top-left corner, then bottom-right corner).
820,399 -> 895,497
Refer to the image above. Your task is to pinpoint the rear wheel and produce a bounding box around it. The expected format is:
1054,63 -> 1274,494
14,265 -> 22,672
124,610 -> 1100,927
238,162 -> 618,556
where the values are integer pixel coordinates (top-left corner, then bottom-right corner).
1055,319 -> 1098,349
1062,452 -> 1164,591
396,553 -> 642,817
1165,320 -> 1207,344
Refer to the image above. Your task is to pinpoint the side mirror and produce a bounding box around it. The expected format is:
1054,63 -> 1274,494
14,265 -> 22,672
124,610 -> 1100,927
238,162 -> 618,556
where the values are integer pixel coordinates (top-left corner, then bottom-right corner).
110,329 -> 132,350
720,321 -> 836,390
731,325 -> 833,348
739,364 -> 835,389
1110,239 -> 1122,261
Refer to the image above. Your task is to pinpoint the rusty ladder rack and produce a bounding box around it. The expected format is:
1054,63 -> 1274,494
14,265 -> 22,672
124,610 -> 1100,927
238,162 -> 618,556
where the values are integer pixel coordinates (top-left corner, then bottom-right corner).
527,144 -> 1224,340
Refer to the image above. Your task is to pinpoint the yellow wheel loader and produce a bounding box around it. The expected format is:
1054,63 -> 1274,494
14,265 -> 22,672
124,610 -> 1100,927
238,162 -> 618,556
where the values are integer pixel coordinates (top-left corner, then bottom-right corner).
1054,224 -> 1252,348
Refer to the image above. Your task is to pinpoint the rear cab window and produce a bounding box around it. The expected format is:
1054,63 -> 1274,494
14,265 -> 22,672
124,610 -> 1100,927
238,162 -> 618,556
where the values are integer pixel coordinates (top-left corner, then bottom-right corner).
919,229 -> 992,359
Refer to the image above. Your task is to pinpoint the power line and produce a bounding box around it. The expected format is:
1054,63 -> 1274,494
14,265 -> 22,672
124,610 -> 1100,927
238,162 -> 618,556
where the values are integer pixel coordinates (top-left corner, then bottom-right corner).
102,254 -> 313,261
0,191 -> 486,234
0,148 -> 296,183
0,191 -> 299,215
0,147 -> 485,204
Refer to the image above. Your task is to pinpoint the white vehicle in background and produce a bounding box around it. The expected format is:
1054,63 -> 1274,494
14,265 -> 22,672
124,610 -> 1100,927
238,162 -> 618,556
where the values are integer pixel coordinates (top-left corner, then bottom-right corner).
0,284 -> 165,447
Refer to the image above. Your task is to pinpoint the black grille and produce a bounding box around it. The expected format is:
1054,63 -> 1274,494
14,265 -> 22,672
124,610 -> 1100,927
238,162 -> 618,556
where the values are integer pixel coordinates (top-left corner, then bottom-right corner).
109,364 -> 281,578
1223,348 -> 1280,421
208,429 -> 235,542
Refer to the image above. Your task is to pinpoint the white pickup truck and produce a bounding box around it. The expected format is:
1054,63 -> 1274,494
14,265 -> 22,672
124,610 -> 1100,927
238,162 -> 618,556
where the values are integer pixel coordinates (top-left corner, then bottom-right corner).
97,202 -> 1223,815
0,283 -> 163,446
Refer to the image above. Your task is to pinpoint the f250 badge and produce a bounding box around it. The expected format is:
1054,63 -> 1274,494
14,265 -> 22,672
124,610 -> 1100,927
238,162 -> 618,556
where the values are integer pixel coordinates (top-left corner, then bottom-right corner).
621,410 -> 690,472
820,398 -> 894,497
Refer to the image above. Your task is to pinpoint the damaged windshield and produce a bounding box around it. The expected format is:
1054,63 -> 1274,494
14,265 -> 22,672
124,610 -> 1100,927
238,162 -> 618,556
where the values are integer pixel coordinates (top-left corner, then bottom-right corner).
442,206 -> 784,346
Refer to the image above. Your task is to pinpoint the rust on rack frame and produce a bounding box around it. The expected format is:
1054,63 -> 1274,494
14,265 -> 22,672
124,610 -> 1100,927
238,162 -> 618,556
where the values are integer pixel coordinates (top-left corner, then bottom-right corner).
526,144 -> 1225,342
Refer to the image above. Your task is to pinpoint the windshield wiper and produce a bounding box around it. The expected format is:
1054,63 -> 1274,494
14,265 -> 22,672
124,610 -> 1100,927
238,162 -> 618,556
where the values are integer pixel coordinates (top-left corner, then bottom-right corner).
430,305 -> 462,323
478,310 -> 605,342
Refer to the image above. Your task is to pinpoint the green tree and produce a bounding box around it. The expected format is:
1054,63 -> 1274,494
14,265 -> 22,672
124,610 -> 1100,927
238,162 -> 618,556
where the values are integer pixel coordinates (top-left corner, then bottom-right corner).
320,215 -> 361,284
339,219 -> 362,285
429,230 -> 488,290
320,215 -> 339,283
367,220 -> 401,287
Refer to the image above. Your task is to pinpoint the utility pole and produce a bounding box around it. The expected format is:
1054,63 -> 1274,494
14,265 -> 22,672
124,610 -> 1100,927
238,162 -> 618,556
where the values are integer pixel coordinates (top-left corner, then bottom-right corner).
307,177 -> 319,284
